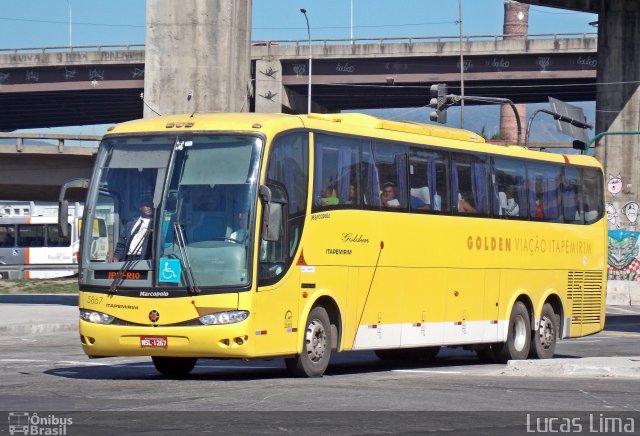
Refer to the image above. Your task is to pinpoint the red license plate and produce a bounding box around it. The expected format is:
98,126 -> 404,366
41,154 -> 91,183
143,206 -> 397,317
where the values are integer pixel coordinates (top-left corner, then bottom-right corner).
140,336 -> 168,348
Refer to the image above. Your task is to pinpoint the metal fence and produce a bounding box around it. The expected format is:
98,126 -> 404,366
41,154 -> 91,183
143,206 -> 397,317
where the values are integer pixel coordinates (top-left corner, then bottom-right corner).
0,264 -> 78,280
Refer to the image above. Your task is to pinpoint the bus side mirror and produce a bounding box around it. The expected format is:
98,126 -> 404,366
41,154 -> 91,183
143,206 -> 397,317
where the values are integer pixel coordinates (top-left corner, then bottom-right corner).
59,201 -> 69,238
58,178 -> 89,238
259,184 -> 282,241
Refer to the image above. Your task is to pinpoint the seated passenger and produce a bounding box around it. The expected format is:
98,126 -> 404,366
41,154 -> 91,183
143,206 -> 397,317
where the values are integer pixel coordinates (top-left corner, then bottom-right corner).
534,193 -> 544,219
381,182 -> 400,208
458,191 -> 477,214
410,195 -> 430,210
410,187 -> 431,210
499,187 -> 519,217
319,186 -> 339,206
229,210 -> 249,242
344,184 -> 358,205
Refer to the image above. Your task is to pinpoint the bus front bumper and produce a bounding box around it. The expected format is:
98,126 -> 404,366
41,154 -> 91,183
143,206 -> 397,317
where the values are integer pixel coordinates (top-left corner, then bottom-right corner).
79,320 -> 255,359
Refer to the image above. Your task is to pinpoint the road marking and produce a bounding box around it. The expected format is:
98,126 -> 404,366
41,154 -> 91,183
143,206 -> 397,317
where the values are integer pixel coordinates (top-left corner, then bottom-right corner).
599,331 -> 640,338
0,358 -> 277,370
558,340 -> 601,344
392,369 -> 463,374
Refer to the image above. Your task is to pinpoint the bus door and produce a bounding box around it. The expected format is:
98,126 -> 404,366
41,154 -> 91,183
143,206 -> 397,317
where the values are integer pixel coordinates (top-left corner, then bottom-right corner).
254,218 -> 302,356
0,224 -> 20,279
254,131 -> 309,356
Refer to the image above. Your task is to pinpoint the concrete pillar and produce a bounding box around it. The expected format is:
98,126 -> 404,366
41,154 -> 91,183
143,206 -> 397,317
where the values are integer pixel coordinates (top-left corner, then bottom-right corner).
592,1 -> 640,305
594,1 -> 640,209
500,1 -> 529,142
144,0 -> 252,117
254,59 -> 283,113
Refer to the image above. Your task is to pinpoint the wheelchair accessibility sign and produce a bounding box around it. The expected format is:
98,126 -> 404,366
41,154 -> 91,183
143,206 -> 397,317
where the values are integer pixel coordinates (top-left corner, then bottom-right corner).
159,258 -> 181,283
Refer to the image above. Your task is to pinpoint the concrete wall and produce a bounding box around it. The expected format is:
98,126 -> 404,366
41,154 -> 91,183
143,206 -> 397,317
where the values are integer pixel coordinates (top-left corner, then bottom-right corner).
144,0 -> 252,116
592,2 -> 640,306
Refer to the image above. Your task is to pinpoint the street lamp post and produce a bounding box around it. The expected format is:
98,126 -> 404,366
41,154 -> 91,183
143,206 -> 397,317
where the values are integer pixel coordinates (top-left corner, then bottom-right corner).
67,0 -> 72,48
300,8 -> 312,114
458,0 -> 464,128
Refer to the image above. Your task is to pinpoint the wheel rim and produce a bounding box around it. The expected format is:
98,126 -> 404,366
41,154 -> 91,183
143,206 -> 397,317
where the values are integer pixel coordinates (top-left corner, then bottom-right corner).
538,316 -> 555,350
305,318 -> 327,363
513,315 -> 527,352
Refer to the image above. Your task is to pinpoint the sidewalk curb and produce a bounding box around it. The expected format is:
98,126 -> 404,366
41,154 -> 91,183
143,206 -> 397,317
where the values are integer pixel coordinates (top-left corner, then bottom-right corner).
501,357 -> 640,379
0,323 -> 77,337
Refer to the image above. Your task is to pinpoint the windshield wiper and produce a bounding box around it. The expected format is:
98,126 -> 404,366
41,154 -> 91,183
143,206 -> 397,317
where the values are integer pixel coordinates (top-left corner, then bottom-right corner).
173,222 -> 200,295
108,227 -> 152,295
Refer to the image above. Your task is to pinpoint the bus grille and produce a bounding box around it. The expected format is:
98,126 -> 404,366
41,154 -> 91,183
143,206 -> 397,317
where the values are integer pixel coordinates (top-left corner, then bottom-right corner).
567,271 -> 604,325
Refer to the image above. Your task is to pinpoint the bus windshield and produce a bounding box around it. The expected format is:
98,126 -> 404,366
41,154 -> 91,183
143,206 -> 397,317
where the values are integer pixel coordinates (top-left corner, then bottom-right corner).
85,134 -> 262,291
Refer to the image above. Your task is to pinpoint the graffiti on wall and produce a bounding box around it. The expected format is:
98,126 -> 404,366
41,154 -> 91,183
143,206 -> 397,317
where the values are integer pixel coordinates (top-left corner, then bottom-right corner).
605,172 -> 640,280
608,230 -> 640,281
607,174 -> 622,196
621,201 -> 640,226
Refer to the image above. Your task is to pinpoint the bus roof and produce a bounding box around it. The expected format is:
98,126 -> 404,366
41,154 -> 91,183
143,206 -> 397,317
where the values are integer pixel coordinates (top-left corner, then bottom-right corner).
105,112 -> 601,169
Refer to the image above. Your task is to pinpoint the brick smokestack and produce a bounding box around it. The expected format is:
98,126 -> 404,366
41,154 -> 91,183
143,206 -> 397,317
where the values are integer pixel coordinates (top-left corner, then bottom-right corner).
500,1 -> 529,143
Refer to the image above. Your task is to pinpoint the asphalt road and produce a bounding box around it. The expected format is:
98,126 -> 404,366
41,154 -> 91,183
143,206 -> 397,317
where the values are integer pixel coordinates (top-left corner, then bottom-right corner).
0,306 -> 638,435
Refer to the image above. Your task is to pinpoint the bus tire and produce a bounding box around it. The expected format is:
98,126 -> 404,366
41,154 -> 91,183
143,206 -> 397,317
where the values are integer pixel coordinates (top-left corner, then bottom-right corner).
285,306 -> 332,377
375,346 -> 441,361
494,301 -> 531,363
151,356 -> 197,377
529,303 -> 558,359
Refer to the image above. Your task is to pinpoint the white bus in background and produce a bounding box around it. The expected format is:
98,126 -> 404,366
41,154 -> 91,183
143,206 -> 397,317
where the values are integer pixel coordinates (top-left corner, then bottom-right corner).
77,216 -> 109,262
0,200 -> 84,218
0,216 -> 76,279
0,202 -> 102,279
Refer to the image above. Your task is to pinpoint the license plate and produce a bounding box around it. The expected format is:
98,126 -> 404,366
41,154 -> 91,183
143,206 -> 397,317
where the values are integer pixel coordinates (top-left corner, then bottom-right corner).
140,336 -> 168,348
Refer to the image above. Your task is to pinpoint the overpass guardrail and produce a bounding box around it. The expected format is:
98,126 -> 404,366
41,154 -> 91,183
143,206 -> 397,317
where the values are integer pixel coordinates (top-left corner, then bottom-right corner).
0,32 -> 596,54
0,133 -> 102,152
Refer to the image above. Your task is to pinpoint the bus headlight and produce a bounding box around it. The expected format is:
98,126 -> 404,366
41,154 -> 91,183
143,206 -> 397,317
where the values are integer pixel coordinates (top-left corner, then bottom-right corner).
199,310 -> 249,325
80,309 -> 114,325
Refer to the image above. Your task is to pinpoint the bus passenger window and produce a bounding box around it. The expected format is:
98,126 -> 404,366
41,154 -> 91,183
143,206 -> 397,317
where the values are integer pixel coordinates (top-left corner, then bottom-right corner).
409,148 -> 449,213
583,168 -> 604,224
528,163 -> 561,222
0,226 -> 15,247
373,141 -> 407,209
313,134 -> 362,210
452,153 -> 488,215
492,157 -> 526,219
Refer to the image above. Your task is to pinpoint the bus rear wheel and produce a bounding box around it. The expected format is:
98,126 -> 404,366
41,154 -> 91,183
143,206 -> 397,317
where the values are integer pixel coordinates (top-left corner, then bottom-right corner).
530,303 -> 558,359
494,301 -> 531,363
151,356 -> 197,377
285,306 -> 332,377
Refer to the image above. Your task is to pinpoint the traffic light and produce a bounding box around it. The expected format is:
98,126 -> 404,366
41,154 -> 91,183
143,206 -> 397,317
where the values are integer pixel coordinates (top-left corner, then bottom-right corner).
429,83 -> 448,124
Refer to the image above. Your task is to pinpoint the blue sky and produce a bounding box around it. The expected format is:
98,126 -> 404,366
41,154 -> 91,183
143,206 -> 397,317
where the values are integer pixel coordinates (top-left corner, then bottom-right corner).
0,1 -> 597,141
0,0 -> 597,49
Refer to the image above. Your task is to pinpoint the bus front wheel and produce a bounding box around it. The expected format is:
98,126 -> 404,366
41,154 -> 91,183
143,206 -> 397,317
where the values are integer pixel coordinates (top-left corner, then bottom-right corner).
151,356 -> 197,377
493,301 -> 531,363
529,303 -> 558,359
285,306 -> 332,377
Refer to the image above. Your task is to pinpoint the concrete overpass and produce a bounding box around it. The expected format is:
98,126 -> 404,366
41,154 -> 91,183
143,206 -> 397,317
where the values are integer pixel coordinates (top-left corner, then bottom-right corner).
0,134 -> 99,201
0,33 -> 597,130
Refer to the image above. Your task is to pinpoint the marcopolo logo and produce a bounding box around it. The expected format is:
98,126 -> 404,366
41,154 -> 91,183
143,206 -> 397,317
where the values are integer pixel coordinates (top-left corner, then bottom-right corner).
7,412 -> 72,435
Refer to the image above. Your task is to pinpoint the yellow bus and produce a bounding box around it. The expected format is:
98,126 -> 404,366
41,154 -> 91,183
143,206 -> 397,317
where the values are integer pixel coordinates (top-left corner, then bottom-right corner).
61,112 -> 606,377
